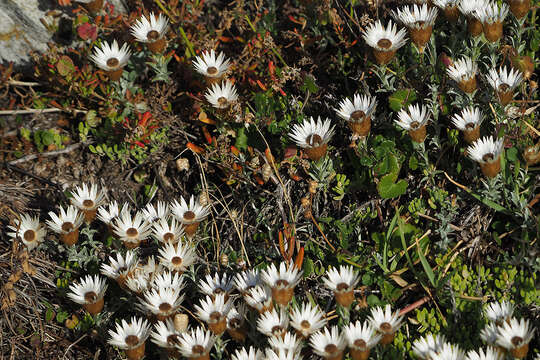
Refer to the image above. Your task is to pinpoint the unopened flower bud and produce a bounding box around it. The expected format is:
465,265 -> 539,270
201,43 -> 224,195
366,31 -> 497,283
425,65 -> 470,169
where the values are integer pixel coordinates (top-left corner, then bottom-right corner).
176,158 -> 190,172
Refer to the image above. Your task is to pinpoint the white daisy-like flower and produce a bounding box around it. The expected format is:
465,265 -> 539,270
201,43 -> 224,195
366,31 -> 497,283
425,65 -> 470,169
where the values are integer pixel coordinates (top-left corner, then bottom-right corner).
265,349 -> 303,360
152,217 -> 184,244
112,211 -> 152,245
413,333 -> 447,359
257,308 -> 290,337
485,301 -> 514,325
261,262 -> 303,306
70,183 -> 106,212
151,270 -> 185,291
139,255 -> 162,279
475,2 -> 509,23
452,107 -> 483,131
108,316 -> 151,350
130,13 -> 169,43
193,50 -> 231,78
369,304 -> 404,344
495,318 -> 535,354
205,80 -> 239,109
486,66 -> 523,93
335,94 -> 377,124
199,272 -> 233,297
7,213 -> 46,251
447,57 -> 478,84
465,347 -> 504,360
46,205 -> 84,234
433,0 -> 459,8
141,201 -> 170,223
323,265 -> 360,293
393,4 -> 439,29
90,40 -> 131,72
125,271 -> 150,294
268,332 -> 303,355
176,327 -> 216,359
195,294 -> 233,334
459,0 -> 489,16
362,20 -> 408,51
467,136 -> 504,164
67,274 -> 108,305
395,103 -> 431,130
344,321 -> 382,353
309,326 -> 347,359
480,323 -> 499,346
289,302 -> 327,338
97,201 -> 120,225
234,269 -> 261,294
101,250 -> 139,281
171,195 -> 211,225
289,117 -> 335,149
139,287 -> 184,318
151,319 -> 182,349
158,242 -> 198,273
430,343 -> 466,360
243,285 -> 273,313
232,347 -> 264,360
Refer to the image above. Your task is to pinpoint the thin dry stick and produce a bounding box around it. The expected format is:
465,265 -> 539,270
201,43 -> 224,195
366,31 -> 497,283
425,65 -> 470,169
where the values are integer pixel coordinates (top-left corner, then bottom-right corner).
444,171 -> 471,192
522,120 -> 540,137
8,143 -> 85,165
7,80 -> 41,87
0,108 -> 62,116
309,213 -> 336,252
62,334 -> 87,359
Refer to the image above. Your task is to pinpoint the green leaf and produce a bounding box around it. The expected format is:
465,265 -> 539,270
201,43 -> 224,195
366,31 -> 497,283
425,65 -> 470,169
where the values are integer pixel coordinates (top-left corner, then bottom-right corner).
506,147 -> 518,162
41,131 -> 55,146
409,155 -> 418,170
56,311 -> 69,323
301,75 -> 318,93
57,55 -> 75,77
377,175 -> 408,199
45,308 -> 55,322
416,236 -> 436,286
235,127 -> 248,151
303,257 -> 314,277
389,89 -> 417,112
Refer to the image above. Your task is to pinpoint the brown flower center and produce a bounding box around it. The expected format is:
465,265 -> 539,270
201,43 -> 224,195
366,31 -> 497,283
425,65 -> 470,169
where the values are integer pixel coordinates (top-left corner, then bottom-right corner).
415,20 -> 426,28
498,83 -> 510,92
147,30 -> 160,41
84,291 -> 98,303
229,318 -> 241,328
336,282 -> 349,292
23,229 -> 36,242
410,121 -> 420,130
106,57 -> 119,68
207,66 -> 218,75
183,211 -> 196,221
511,336 -> 523,346
167,334 -> 180,345
465,122 -> 476,130
217,96 -> 228,106
325,344 -> 338,354
209,311 -> 222,322
354,339 -> 367,350
171,256 -> 183,266
125,335 -> 139,347
159,302 -> 172,312
192,344 -> 205,355
163,232 -> 175,242
271,325 -> 284,336
306,134 -> 323,147
83,199 -> 94,209
377,38 -> 392,49
126,227 -> 138,238
482,153 -> 494,162
62,222 -> 74,232
380,322 -> 392,333
213,287 -> 225,295
300,320 -> 311,329
276,279 -> 290,288
350,110 -> 366,122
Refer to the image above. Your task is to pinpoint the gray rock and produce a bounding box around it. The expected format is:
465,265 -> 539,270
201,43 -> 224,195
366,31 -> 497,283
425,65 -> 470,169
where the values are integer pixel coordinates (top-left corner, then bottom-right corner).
0,0 -> 127,66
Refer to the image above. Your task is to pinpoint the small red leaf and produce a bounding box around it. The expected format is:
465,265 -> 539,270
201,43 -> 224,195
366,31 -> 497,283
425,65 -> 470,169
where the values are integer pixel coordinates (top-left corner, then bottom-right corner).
77,23 -> 97,41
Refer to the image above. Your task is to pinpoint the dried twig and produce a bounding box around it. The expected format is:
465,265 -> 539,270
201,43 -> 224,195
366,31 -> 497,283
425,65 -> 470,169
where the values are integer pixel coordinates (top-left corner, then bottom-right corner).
8,142 -> 85,165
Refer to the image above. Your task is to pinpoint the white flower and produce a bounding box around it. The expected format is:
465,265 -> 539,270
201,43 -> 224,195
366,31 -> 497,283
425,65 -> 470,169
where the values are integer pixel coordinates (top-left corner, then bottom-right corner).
90,40 -> 131,71
158,242 -> 198,272
101,250 -> 139,280
112,211 -> 152,244
480,323 -> 499,346
369,304 -> 404,335
193,50 -> 231,78
467,136 -> 504,164
261,262 -> 303,290
268,332 -> 303,355
67,274 -> 108,305
475,2 -> 509,23
125,271 -> 150,294
151,319 -> 182,349
430,343 -> 466,360
152,217 -> 184,243
232,347 -> 264,360
7,213 -> 46,250
97,201 -> 120,225
395,103 -> 431,131
323,265 -> 360,292
495,318 -> 535,351
413,333 -> 447,359
393,4 -> 439,29
139,287 -> 184,317
142,201 -> 170,223
234,269 -> 261,294
195,294 -> 233,324
459,0 -> 489,16
485,300 -> 514,324
486,66 -> 523,92
108,316 -> 151,350
336,94 -> 377,123
151,270 -> 185,291
130,13 -> 169,43
199,272 -> 233,297
171,195 -> 210,225
309,326 -> 347,359
465,347 -> 504,360
344,321 -> 382,351
289,117 -> 334,149
243,285 -> 273,312
452,107 -> 483,130
289,302 -> 327,338
227,304 -> 247,329
46,205 -> 84,234
176,327 -> 216,358
205,80 -> 239,109
70,183 -> 106,211
447,57 -> 477,83
257,308 -> 289,337
433,0 -> 459,9
363,20 -> 408,51
265,349 -> 303,360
